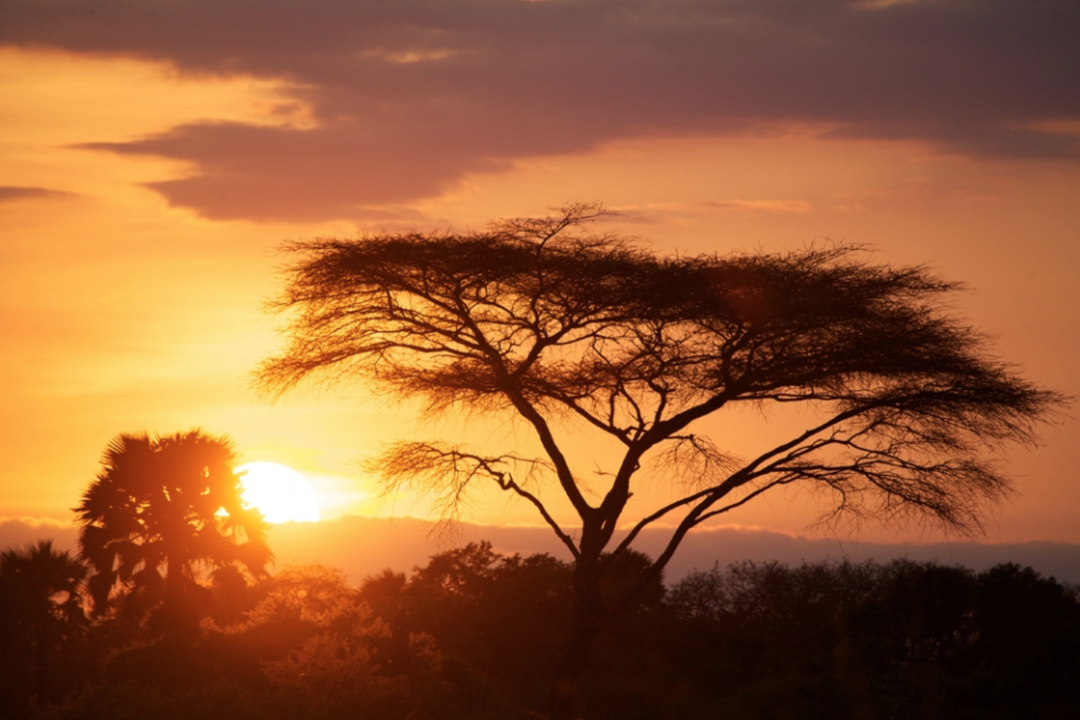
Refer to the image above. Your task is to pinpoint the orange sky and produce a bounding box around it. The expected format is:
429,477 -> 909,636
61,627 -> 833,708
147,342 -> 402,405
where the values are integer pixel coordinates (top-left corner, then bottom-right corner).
2,1 -> 1078,546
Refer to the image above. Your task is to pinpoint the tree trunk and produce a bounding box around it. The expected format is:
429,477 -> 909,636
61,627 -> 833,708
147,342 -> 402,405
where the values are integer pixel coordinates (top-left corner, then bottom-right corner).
162,556 -> 194,643
551,556 -> 603,720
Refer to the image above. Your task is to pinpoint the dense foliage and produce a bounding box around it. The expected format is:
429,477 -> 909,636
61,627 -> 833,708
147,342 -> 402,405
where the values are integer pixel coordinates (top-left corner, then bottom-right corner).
2,537 -> 1077,720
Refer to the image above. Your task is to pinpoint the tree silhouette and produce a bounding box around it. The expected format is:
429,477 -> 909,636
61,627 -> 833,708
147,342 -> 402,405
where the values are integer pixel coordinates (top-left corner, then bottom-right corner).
0,540 -> 88,708
75,430 -> 272,640
257,204 -> 1063,715
661,559 -> 1080,720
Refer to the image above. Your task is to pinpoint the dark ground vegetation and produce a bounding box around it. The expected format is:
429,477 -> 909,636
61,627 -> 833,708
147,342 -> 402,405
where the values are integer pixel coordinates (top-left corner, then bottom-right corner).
2,539 -> 1078,720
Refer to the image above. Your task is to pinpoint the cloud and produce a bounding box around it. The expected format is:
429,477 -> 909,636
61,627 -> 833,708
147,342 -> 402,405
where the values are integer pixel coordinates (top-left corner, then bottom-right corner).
79,122 -> 511,222
3,0 -> 1077,221
612,199 -> 813,225
0,186 -> 78,204
702,200 -> 813,214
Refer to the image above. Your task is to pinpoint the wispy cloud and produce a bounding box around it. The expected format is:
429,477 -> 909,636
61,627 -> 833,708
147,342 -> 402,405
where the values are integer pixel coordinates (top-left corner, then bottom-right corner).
614,200 -> 813,224
0,186 -> 78,204
702,200 -> 813,214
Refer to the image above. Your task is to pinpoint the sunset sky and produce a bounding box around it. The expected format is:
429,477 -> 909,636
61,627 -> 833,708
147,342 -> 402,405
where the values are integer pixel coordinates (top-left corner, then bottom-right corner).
2,0 -> 1078,551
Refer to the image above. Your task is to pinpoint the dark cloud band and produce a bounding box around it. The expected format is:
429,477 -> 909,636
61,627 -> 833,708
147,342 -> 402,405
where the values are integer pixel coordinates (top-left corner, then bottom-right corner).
4,0 -> 1077,220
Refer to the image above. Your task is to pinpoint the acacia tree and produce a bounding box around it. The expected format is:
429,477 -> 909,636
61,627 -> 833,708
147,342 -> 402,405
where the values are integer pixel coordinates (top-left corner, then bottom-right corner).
76,430 -> 272,640
257,205 -> 1061,714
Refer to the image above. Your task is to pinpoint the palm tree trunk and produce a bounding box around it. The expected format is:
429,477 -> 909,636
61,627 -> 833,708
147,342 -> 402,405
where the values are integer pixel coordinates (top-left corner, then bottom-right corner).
162,555 -> 193,642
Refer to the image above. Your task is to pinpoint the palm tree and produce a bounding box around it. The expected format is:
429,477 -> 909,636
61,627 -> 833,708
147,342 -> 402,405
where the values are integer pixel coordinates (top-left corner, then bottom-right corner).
75,429 -> 273,640
0,540 -> 89,706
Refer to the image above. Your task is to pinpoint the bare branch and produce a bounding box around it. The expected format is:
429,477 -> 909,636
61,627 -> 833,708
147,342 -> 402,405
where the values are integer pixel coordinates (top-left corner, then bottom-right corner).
374,441 -> 579,557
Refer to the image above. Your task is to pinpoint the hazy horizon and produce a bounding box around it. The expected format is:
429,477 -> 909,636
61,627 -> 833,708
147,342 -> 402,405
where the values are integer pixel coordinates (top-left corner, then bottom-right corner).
6,514 -> 1078,586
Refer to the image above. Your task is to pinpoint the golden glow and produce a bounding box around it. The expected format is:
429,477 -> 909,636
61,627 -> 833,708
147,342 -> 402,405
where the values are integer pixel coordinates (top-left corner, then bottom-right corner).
1,47 -> 1077,543
237,462 -> 321,524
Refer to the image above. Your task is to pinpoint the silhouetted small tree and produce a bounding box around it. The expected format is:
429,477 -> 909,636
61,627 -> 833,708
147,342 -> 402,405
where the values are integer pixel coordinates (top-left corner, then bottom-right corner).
257,204 -> 1063,715
0,540 -> 89,712
400,542 -> 573,702
230,565 -> 448,719
75,430 -> 272,641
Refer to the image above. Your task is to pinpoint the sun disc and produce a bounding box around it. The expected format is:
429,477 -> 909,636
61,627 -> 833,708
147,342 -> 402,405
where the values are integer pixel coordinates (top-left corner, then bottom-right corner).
236,462 -> 320,523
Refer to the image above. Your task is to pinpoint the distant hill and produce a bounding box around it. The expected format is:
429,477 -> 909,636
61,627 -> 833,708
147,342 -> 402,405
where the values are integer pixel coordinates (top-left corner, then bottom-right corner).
5,515 -> 1078,585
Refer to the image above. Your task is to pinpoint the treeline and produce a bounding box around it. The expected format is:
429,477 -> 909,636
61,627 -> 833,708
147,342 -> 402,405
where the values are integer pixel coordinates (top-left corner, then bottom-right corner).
2,540 -> 1079,719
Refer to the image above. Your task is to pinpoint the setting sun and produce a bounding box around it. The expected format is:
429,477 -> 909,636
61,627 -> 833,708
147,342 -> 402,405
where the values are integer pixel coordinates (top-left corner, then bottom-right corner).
236,462 -> 320,524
